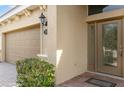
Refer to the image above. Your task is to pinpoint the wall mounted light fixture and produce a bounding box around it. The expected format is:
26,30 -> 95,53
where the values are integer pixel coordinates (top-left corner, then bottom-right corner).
39,13 -> 48,35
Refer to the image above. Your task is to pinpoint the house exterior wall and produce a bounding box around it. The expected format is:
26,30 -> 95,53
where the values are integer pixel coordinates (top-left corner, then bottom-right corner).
0,5 -> 88,85
0,5 -> 58,64
0,7 -> 42,62
56,5 -> 87,84
1,5 -> 124,85
0,5 -> 58,65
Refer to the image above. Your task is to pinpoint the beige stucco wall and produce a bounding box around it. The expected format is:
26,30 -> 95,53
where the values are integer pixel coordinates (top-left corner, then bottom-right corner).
47,6 -> 57,65
56,5 -> 87,84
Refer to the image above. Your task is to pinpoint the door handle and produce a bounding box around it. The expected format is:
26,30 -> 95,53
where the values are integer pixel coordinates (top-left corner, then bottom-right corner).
119,45 -> 123,56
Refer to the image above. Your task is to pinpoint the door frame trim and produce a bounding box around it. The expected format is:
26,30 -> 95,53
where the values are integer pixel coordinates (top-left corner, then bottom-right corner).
122,18 -> 124,78
94,22 -> 98,72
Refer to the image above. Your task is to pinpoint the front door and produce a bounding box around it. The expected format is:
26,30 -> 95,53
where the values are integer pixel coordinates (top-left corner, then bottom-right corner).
97,19 -> 122,76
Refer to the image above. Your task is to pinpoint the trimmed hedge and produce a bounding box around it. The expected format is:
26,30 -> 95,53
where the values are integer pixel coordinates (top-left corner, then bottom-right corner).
16,58 -> 55,87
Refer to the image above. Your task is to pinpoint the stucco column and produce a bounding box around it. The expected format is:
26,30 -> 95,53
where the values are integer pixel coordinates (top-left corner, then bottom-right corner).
47,5 -> 57,65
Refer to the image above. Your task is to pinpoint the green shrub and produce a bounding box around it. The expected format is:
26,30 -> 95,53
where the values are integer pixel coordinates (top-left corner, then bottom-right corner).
16,58 -> 55,87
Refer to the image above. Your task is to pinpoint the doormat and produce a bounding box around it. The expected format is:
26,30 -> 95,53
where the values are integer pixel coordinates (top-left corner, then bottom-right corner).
85,78 -> 116,87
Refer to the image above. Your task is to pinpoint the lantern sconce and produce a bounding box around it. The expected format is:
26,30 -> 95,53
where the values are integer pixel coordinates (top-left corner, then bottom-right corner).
39,13 -> 48,35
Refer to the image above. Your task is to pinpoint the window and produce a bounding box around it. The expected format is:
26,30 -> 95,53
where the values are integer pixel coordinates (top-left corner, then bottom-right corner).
88,5 -> 124,16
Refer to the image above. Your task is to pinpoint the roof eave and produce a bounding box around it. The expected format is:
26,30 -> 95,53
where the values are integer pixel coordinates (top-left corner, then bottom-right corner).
0,5 -> 31,23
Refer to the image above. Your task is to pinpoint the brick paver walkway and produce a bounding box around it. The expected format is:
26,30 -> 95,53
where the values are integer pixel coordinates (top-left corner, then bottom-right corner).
0,62 -> 16,87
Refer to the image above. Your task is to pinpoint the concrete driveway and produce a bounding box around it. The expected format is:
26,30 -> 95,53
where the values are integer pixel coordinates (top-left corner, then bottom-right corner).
0,62 -> 16,87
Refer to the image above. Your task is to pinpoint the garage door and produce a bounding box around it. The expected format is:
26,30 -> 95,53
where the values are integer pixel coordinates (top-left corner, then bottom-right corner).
5,25 -> 40,64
